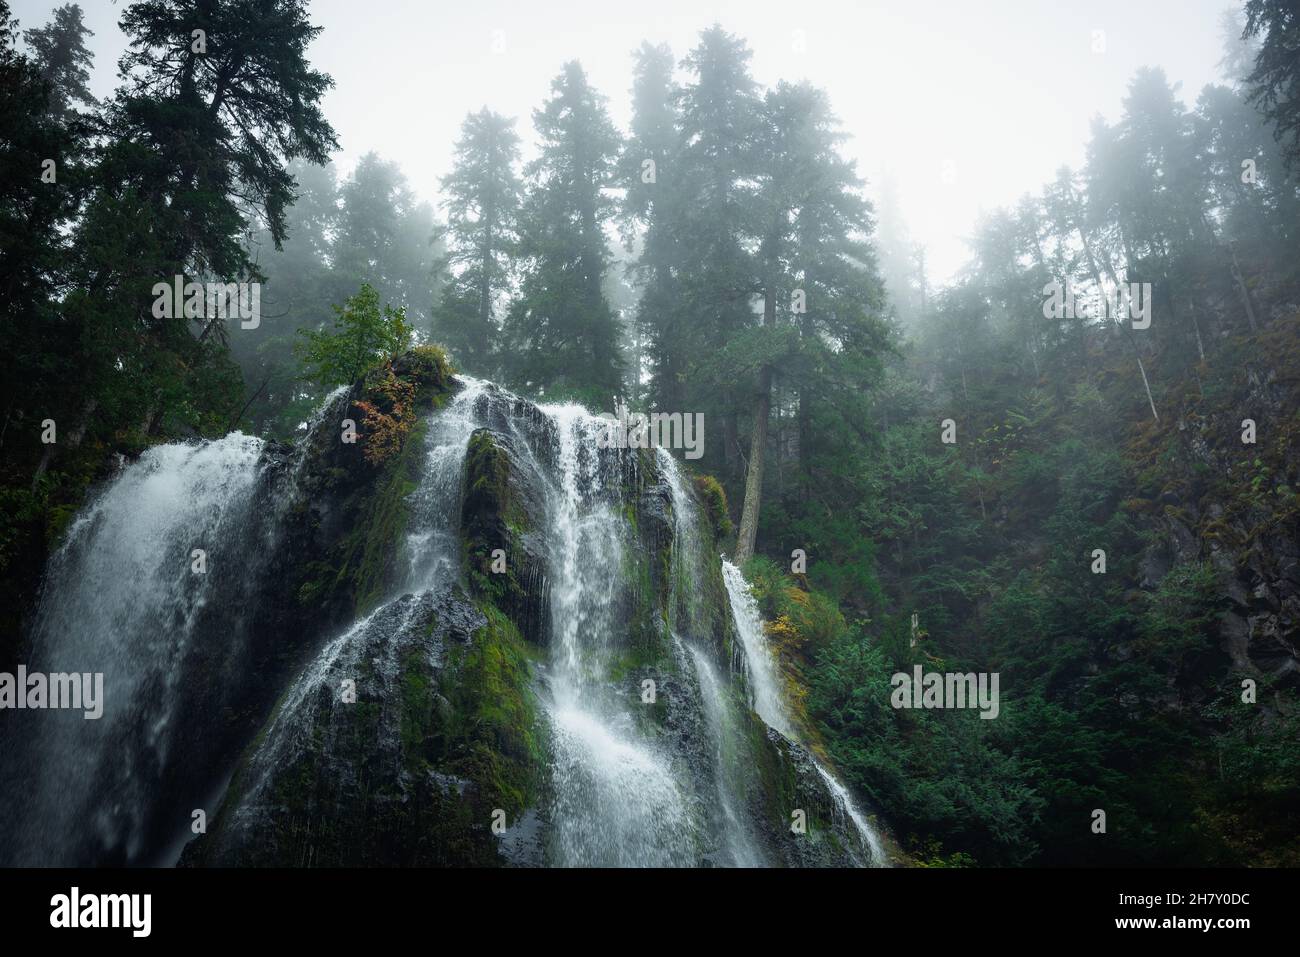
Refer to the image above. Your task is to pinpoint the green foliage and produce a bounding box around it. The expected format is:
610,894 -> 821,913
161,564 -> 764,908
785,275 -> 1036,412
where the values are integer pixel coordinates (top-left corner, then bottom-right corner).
504,62 -> 624,398
806,618 -> 1044,866
297,284 -> 413,388
442,604 -> 543,816
1244,0 -> 1300,173
433,109 -> 522,375
5,3 -> 1300,870
692,474 -> 734,538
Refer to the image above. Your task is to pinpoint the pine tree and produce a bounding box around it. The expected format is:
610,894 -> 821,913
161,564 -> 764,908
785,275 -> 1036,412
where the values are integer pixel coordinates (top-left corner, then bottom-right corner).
673,26 -> 762,466
41,0 -> 340,466
1243,0 -> 1300,172
2,0 -> 94,485
21,2 -> 96,121
505,62 -> 623,401
619,42 -> 680,407
434,108 -> 522,374
735,82 -> 888,563
333,152 -> 439,329
873,173 -> 925,327
233,159 -> 340,433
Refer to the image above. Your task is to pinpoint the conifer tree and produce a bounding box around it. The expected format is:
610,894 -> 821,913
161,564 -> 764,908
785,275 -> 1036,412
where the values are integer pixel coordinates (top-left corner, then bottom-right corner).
1244,0 -> 1300,171
506,62 -> 623,401
619,42 -> 680,406
734,82 -> 888,563
22,2 -> 96,121
435,108 -> 522,374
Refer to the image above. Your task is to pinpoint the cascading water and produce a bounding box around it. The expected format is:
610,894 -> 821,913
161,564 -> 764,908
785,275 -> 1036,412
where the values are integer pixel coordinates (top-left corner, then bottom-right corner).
685,642 -> 765,867
721,560 -> 795,738
815,763 -> 886,864
2,371 -> 890,868
0,434 -> 269,865
202,379 -> 492,837
721,558 -> 887,866
540,406 -> 697,867
659,451 -> 766,866
401,377 -> 490,590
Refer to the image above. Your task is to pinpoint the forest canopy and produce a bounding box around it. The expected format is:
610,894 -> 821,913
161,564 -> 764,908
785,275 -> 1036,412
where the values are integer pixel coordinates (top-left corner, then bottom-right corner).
2,0 -> 1298,867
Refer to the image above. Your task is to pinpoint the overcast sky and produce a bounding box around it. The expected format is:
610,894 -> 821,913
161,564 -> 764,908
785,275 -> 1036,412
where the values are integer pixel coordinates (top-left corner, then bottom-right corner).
16,0 -> 1234,283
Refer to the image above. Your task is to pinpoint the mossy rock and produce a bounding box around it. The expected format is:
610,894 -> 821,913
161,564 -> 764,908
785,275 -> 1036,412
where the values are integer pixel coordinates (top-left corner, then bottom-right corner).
184,589 -> 545,867
460,428 -> 548,646
693,473 -> 734,539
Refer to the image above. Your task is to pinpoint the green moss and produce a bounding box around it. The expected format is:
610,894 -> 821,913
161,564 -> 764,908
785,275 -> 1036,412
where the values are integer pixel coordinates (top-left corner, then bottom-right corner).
463,430 -> 530,532
460,430 -> 544,644
405,344 -> 455,398
748,710 -> 798,830
693,473 -> 734,538
297,419 -> 427,615
607,641 -> 668,684
400,647 -> 435,753
440,602 -> 543,816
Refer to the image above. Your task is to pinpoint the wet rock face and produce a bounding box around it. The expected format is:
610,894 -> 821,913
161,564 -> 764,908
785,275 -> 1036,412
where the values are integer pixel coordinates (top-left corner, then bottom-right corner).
460,427 -> 550,647
737,727 -> 865,868
9,351 -> 887,868
1216,522 -> 1300,682
178,367 -> 885,867
186,589 -> 543,867
1122,350 -> 1300,695
0,377 -> 445,868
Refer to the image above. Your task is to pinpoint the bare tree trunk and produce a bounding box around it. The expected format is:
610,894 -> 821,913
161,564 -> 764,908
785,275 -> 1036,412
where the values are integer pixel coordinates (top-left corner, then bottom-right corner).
723,411 -> 740,474
734,366 -> 771,567
797,383 -> 811,503
229,371 -> 272,431
735,282 -> 777,566
1228,240 -> 1259,334
1075,226 -> 1159,422
1121,321 -> 1159,422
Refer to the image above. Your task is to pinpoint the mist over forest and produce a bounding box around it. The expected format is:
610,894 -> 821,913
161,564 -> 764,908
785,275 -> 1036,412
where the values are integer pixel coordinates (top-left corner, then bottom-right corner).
1,0 -> 1298,880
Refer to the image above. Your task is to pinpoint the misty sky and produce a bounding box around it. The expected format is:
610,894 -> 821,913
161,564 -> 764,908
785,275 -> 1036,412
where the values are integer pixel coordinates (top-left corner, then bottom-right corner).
16,0 -> 1234,283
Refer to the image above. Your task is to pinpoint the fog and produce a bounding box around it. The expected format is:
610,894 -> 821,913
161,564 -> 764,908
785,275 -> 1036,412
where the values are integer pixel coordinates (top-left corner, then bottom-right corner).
15,0 -> 1229,282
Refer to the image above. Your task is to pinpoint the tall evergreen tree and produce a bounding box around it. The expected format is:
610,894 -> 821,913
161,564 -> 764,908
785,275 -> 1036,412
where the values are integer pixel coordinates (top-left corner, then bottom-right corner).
332,152 -> 439,331
22,2 -> 96,121
672,26 -> 761,467
434,108 -> 522,374
39,0 -> 339,472
505,62 -> 623,401
232,159 -> 339,433
1,0 -> 91,462
1243,0 -> 1300,172
619,42 -> 680,406
734,82 -> 888,563
873,172 -> 925,327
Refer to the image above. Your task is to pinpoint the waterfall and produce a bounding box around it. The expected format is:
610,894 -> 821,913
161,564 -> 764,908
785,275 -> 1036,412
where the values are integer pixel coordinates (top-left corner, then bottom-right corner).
539,405 -> 697,867
815,762 -> 886,864
721,559 -> 796,738
402,376 -> 489,589
721,558 -> 887,866
2,372 -> 891,868
0,434 -> 269,865
685,642 -> 765,867
207,379 -> 492,838
659,452 -> 766,866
